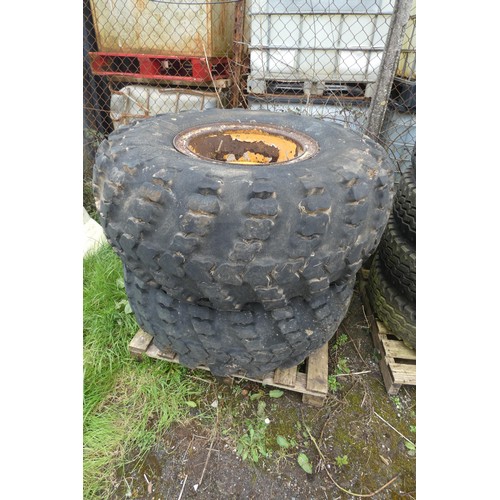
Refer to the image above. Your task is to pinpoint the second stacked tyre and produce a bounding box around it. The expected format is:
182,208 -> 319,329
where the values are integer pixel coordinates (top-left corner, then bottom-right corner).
367,147 -> 416,350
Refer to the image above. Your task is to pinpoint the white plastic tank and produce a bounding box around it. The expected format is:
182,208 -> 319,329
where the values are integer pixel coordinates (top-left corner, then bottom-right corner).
247,0 -> 396,96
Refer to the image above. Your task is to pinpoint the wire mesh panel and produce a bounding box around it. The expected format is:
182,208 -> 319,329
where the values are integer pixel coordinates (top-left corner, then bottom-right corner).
83,0 -> 416,215
381,0 -> 416,174
247,1 -> 394,92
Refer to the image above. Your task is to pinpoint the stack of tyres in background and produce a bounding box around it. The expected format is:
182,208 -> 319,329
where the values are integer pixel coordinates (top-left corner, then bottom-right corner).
368,0 -> 416,349
367,146 -> 416,350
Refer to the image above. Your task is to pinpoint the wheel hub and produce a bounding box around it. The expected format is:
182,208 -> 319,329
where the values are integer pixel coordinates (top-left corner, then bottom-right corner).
174,123 -> 319,165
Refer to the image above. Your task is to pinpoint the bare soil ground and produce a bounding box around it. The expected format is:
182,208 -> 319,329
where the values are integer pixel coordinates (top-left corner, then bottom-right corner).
110,284 -> 416,500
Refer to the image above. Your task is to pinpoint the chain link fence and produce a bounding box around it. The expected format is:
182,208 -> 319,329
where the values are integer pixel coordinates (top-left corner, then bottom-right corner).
382,1 -> 416,173
84,0 -> 416,214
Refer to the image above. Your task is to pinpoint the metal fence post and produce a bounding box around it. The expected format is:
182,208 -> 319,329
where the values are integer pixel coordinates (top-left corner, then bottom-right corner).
364,0 -> 413,141
230,0 -> 248,108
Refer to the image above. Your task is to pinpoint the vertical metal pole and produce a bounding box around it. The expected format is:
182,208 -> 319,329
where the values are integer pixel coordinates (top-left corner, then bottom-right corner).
231,0 -> 247,108
364,0 -> 413,141
83,0 -> 113,136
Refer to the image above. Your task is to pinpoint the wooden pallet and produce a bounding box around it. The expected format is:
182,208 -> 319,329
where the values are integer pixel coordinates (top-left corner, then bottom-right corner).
130,329 -> 329,407
359,277 -> 416,395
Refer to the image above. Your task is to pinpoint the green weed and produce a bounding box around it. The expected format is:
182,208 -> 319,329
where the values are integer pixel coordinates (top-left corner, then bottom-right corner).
273,434 -> 298,465
336,358 -> 350,375
328,332 -> 351,393
236,418 -> 269,463
333,333 -> 349,350
328,357 -> 350,393
235,399 -> 272,463
335,454 -> 349,467
297,453 -> 313,474
391,396 -> 403,411
328,375 -> 341,393
276,436 -> 295,449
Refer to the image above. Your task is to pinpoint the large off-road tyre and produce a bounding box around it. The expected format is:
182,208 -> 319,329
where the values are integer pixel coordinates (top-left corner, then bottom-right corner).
94,109 -> 394,311
367,253 -> 416,349
378,215 -> 416,302
125,267 -> 356,377
393,165 -> 416,244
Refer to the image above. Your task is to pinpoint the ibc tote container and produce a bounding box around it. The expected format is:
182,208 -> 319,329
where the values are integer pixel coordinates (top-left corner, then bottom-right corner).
89,0 -> 236,57
247,0 -> 395,97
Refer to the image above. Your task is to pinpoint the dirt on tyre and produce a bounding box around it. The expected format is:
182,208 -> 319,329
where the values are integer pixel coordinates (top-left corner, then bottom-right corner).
367,253 -> 416,349
124,266 -> 356,377
94,109 -> 394,311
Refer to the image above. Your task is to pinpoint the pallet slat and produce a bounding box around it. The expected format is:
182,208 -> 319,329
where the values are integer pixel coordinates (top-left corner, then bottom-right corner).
381,337 -> 416,361
390,364 -> 416,381
302,343 -> 329,406
273,366 -> 298,387
129,329 -> 329,407
129,330 -> 154,356
305,343 -> 328,392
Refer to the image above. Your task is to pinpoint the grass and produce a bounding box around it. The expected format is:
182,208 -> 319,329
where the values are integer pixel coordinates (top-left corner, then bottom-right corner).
83,244 -> 205,499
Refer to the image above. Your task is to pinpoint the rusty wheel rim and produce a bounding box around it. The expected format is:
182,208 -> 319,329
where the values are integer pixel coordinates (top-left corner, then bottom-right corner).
173,122 -> 319,166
